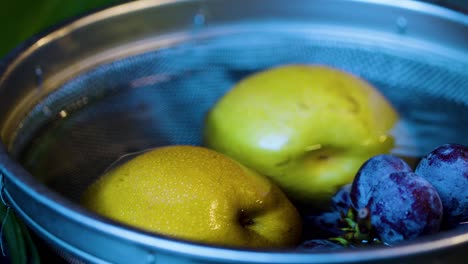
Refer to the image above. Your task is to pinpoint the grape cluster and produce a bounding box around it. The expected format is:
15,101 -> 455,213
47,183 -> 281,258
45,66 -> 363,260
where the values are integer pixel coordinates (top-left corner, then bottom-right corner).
299,143 -> 467,249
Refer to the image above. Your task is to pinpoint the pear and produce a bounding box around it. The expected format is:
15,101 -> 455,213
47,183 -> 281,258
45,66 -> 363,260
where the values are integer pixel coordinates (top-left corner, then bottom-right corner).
81,145 -> 302,248
204,65 -> 398,206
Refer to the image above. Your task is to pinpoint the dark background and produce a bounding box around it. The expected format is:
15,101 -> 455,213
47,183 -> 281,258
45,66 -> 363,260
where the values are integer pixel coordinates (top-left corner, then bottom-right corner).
0,0 -> 467,58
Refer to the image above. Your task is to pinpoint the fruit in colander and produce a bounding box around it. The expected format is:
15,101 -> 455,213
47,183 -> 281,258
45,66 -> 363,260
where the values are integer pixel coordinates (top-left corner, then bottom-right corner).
363,171 -> 443,244
415,143 -> 468,228
81,145 -> 302,249
304,154 -> 444,246
204,64 -> 399,206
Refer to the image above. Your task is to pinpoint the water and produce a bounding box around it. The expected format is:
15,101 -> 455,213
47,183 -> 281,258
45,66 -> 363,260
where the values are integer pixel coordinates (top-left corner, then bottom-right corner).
11,31 -> 468,203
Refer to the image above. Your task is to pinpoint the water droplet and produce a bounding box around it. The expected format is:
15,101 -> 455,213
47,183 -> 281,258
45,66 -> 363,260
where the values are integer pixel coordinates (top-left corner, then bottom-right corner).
34,66 -> 44,97
193,12 -> 206,28
42,106 -> 53,117
35,66 -> 43,88
379,135 -> 388,143
396,17 -> 408,34
59,110 -> 68,118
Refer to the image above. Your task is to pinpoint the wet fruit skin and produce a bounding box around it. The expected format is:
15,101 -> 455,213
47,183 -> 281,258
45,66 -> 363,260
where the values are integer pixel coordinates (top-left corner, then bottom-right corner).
415,143 -> 468,228
304,145 -> 466,247
367,171 -> 443,244
204,64 -> 398,206
81,145 -> 302,249
323,155 -> 444,245
350,154 -> 413,210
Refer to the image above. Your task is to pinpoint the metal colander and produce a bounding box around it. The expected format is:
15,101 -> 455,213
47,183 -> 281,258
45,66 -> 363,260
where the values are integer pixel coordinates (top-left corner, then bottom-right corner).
0,0 -> 467,263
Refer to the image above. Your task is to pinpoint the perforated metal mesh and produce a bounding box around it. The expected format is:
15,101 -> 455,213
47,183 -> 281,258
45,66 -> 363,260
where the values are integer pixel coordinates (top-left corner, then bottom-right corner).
11,30 -> 468,203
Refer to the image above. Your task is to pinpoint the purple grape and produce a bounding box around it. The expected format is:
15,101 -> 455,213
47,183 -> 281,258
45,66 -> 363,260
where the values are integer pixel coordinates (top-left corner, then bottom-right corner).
351,154 -> 412,210
367,171 -> 443,244
312,211 -> 344,237
415,143 -> 468,228
330,184 -> 352,212
297,239 -> 345,250
308,184 -> 352,237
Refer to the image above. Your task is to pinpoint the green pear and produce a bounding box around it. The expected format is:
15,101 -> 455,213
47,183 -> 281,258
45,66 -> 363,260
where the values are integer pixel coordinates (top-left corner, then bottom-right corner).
204,65 -> 398,206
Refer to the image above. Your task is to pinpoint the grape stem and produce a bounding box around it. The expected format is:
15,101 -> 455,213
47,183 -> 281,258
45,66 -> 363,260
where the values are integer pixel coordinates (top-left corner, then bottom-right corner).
329,207 -> 382,247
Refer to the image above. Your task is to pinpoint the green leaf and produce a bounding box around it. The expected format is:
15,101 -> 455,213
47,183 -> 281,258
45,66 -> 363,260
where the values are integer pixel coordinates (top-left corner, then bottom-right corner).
1,204 -> 26,264
0,0 -> 127,57
18,215 -> 40,264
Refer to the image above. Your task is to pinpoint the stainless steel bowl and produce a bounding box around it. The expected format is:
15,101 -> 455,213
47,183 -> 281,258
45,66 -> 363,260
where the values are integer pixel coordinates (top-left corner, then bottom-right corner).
1,0 -> 467,263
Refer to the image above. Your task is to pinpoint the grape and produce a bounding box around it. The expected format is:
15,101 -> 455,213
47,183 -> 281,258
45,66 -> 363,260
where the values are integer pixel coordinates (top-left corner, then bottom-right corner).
351,154 -> 412,210
330,184 -> 352,212
297,239 -> 345,250
311,211 -> 344,237
308,184 -> 352,237
367,171 -> 443,244
415,143 -> 468,228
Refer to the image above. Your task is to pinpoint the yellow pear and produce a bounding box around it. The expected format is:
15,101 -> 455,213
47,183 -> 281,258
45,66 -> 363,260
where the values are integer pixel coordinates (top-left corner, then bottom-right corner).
204,65 -> 398,206
81,145 -> 302,249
